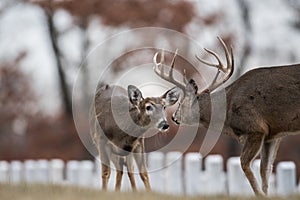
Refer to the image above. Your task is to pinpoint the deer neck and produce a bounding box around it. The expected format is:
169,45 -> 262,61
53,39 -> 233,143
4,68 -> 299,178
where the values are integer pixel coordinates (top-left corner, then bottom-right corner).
108,104 -> 151,152
197,93 -> 212,127
109,101 -> 149,138
197,90 -> 231,132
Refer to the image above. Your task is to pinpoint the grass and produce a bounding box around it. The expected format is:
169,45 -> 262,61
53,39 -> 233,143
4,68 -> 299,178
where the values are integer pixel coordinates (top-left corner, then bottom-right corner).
0,184 -> 299,200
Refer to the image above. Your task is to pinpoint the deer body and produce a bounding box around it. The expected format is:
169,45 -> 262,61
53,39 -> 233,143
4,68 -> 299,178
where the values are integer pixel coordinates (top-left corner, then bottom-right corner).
194,65 -> 300,141
226,65 -> 300,141
153,38 -> 300,196
91,84 -> 179,191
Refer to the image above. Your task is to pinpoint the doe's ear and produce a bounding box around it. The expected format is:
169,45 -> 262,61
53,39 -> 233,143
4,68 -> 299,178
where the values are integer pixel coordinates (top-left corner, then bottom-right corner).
161,87 -> 181,106
186,79 -> 198,95
128,85 -> 143,106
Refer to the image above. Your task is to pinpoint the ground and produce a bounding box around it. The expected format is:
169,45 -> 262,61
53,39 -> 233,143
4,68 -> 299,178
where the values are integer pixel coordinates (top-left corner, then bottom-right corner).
0,184 -> 299,200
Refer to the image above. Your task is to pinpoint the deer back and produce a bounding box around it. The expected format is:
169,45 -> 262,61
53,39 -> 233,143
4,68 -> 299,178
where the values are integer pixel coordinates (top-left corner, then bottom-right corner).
226,64 -> 300,138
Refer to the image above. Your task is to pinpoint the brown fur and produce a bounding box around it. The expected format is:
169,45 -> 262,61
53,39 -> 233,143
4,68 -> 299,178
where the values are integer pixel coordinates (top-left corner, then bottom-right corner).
90,84 -> 179,191
173,64 -> 300,196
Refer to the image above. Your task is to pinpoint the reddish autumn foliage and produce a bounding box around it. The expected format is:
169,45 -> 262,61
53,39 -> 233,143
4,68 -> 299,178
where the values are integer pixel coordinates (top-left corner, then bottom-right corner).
0,53 -> 91,161
0,52 -> 35,134
32,0 -> 195,31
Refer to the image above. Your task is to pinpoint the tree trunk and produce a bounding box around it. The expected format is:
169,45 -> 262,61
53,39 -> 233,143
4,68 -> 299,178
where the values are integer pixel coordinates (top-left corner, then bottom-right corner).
235,0 -> 252,78
45,10 -> 73,116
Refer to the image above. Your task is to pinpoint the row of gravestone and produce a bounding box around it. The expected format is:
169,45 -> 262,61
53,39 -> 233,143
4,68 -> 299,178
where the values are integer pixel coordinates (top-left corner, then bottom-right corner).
0,152 -> 299,196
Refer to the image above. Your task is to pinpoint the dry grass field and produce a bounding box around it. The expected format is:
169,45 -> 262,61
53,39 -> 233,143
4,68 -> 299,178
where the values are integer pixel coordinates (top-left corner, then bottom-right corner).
0,184 -> 299,200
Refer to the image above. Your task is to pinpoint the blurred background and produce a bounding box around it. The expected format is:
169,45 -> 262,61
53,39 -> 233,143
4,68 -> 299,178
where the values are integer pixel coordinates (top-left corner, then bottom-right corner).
0,0 -> 300,175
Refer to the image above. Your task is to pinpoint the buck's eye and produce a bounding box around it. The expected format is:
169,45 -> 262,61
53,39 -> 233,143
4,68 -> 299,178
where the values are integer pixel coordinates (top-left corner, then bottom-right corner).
146,105 -> 153,111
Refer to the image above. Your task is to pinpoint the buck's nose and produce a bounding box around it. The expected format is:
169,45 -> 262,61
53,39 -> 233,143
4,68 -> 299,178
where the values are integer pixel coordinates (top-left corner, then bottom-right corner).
172,115 -> 180,125
158,121 -> 169,131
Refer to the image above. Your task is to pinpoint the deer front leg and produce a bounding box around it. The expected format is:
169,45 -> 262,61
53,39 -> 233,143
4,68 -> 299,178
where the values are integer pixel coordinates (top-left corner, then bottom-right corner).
240,132 -> 265,196
98,145 -> 111,191
126,156 -> 137,191
111,156 -> 124,191
101,163 -> 110,190
133,143 -> 151,192
134,153 -> 151,192
115,169 -> 123,191
260,138 -> 281,195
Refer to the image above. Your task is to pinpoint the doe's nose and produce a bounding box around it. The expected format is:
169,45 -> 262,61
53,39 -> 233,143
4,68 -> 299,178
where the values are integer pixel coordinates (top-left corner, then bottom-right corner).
162,123 -> 169,130
158,120 -> 169,131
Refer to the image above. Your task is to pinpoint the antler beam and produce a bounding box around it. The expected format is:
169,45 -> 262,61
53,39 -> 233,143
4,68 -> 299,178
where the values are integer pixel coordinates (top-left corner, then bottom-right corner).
153,49 -> 187,92
196,36 -> 234,93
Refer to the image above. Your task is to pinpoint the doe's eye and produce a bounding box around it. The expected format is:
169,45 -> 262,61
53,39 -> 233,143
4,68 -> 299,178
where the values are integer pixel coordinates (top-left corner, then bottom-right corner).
146,105 -> 153,111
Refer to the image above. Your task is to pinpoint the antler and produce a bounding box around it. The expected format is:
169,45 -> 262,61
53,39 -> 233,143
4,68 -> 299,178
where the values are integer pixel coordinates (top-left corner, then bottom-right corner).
196,36 -> 234,93
153,49 -> 187,92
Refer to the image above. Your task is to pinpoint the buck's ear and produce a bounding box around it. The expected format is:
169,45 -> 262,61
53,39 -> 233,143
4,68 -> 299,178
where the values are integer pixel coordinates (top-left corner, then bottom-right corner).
128,85 -> 143,106
186,79 -> 198,95
161,87 -> 181,106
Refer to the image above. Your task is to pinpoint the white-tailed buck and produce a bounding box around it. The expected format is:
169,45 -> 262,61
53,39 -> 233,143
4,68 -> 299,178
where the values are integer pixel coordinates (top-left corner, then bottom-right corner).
153,37 -> 300,196
91,84 -> 179,191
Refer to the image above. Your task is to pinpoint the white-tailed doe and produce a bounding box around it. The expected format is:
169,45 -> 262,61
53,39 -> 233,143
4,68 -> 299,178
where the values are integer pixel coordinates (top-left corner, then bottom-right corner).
90,84 -> 180,191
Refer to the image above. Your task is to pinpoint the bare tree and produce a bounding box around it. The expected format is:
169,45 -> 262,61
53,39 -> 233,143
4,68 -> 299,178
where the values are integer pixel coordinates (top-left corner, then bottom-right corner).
235,0 -> 252,78
45,7 -> 73,116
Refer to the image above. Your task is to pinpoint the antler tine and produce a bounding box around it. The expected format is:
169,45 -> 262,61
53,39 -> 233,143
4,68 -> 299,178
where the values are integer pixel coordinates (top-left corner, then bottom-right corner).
153,52 -> 162,76
220,45 -> 234,85
217,36 -> 231,71
229,45 -> 234,79
168,48 -> 178,80
196,37 -> 234,93
153,49 -> 186,91
183,69 -> 188,84
196,48 -> 224,71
